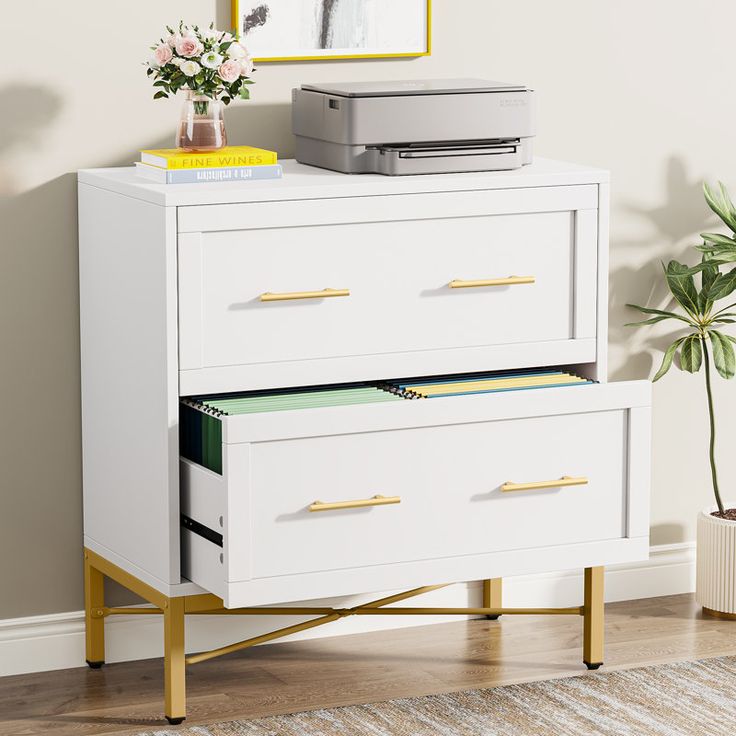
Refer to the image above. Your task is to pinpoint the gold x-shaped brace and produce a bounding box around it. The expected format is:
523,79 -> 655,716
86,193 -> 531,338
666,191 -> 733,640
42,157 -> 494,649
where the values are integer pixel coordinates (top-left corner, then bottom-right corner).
84,547 -> 604,724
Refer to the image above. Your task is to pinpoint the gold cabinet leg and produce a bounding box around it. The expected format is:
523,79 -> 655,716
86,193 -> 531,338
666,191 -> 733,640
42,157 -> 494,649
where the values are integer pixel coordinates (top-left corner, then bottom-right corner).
164,597 -> 186,724
83,550 -> 105,668
482,578 -> 503,620
583,566 -> 604,669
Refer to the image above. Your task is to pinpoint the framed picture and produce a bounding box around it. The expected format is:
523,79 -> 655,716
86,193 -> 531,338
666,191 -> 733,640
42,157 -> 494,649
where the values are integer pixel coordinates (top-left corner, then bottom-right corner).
232,0 -> 431,62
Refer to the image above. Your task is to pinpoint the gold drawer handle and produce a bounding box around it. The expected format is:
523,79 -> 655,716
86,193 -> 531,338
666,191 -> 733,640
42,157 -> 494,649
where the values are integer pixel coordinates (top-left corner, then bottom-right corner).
501,476 -> 589,493
449,276 -> 536,289
260,288 -> 350,302
309,494 -> 401,513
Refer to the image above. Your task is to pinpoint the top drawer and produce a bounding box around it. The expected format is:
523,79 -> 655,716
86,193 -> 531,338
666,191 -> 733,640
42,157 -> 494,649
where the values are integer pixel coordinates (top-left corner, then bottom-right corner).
178,186 -> 599,393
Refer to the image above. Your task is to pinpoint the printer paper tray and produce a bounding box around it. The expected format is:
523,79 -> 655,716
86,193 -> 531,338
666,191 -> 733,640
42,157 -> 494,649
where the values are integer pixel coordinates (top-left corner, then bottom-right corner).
369,140 -> 523,175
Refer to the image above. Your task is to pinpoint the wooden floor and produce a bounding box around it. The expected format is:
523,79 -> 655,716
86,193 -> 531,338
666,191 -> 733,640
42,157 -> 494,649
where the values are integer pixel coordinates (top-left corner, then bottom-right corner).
2,593 -> 735,736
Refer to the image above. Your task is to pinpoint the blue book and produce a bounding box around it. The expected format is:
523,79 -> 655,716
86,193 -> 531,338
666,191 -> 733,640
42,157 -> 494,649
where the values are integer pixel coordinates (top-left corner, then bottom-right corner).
135,162 -> 283,184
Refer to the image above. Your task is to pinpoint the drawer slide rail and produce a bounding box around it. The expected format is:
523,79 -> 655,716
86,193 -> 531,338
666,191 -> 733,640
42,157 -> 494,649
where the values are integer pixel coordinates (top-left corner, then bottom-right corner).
83,548 -> 605,724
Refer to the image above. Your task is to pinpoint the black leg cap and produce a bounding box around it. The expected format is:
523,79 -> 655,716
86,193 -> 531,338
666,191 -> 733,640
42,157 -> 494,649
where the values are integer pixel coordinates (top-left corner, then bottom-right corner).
584,661 -> 603,670
166,717 -> 186,725
484,614 -> 501,620
86,660 -> 104,669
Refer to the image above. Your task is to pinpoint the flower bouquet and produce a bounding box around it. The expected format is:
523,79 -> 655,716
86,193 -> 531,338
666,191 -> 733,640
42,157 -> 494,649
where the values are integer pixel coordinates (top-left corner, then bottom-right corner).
146,22 -> 255,150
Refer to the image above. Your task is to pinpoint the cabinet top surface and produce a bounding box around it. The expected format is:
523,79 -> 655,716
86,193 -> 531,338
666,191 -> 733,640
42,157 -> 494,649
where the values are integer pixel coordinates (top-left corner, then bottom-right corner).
78,157 -> 608,207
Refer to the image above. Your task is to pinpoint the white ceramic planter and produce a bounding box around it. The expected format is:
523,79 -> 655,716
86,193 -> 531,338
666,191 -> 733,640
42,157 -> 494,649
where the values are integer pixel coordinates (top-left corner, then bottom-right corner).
696,504 -> 736,617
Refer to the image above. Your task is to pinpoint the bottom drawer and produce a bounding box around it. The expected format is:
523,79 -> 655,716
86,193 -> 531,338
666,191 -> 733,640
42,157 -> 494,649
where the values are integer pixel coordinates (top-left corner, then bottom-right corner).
180,379 -> 650,607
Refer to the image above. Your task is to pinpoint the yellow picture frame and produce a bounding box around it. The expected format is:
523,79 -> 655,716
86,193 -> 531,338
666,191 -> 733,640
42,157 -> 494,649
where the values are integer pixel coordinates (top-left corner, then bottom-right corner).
232,0 -> 431,63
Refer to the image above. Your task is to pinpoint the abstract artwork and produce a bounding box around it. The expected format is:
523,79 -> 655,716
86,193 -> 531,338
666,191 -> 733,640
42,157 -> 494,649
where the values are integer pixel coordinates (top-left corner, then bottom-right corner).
232,0 -> 430,61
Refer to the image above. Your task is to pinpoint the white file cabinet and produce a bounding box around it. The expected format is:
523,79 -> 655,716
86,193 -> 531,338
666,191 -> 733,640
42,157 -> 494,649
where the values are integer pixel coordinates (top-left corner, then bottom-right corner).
78,159 -> 651,723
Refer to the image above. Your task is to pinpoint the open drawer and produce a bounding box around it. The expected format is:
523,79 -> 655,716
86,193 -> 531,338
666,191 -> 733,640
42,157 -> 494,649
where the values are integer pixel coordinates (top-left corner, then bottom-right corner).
180,380 -> 651,608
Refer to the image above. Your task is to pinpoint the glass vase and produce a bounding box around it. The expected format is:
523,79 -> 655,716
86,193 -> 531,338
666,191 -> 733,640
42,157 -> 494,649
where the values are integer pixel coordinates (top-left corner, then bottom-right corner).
176,91 -> 227,151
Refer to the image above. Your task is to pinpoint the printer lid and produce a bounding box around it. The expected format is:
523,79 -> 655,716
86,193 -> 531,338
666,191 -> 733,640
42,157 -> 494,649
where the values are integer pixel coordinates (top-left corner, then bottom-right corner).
300,78 -> 527,98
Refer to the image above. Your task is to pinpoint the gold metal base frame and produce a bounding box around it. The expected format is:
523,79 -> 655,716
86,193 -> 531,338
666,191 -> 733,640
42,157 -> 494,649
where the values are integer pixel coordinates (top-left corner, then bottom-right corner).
83,549 -> 605,724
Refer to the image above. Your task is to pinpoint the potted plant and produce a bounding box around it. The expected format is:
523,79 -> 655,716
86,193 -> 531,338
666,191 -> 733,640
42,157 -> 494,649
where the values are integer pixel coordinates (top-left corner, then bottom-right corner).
628,183 -> 736,618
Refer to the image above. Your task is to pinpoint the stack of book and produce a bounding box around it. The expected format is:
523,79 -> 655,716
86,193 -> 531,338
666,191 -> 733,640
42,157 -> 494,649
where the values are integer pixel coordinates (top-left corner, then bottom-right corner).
135,145 -> 281,184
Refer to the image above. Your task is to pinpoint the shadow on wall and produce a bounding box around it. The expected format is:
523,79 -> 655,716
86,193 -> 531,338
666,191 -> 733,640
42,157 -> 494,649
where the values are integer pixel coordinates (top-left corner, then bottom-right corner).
650,522 -> 688,548
225,103 -> 294,155
608,157 -> 714,382
0,84 -> 63,195
0,84 -> 292,615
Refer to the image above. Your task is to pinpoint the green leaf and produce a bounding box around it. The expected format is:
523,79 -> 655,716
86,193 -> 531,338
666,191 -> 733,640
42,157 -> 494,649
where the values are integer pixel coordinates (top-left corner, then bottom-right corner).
714,318 -> 736,324
239,85 -> 250,100
625,304 -> 693,324
720,181 -> 736,223
701,232 -> 736,247
653,337 -> 686,381
699,257 -> 719,312
702,253 -> 718,283
153,90 -> 168,99
220,41 -> 232,51
664,261 -> 700,316
625,315 -> 674,326
710,330 -> 736,378
704,182 -> 736,234
706,269 -> 736,302
695,244 -> 736,264
681,335 -> 703,373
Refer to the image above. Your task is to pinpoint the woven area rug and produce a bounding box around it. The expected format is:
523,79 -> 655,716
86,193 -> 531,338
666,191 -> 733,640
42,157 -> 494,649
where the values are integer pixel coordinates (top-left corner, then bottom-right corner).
143,656 -> 736,736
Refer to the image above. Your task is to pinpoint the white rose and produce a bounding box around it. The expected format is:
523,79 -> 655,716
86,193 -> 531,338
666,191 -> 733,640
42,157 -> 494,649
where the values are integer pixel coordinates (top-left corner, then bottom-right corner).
180,60 -> 201,77
202,27 -> 218,41
226,42 -> 247,59
240,57 -> 254,76
201,51 -> 224,69
219,32 -> 234,43
169,56 -> 183,67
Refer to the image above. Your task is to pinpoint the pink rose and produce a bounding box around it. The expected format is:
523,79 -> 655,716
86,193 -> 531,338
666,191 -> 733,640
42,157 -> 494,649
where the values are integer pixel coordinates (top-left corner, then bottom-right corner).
218,59 -> 242,83
175,35 -> 202,58
154,43 -> 173,65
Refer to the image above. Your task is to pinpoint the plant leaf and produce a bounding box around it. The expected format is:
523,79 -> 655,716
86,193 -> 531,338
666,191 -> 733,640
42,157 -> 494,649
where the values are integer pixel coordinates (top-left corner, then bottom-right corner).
653,337 -> 686,381
625,315 -> 675,326
625,303 -> 693,324
699,256 -> 719,312
706,269 -> 736,302
701,232 -> 736,247
665,260 -> 700,316
720,182 -> 736,225
704,182 -> 736,234
681,335 -> 703,373
709,330 -> 736,379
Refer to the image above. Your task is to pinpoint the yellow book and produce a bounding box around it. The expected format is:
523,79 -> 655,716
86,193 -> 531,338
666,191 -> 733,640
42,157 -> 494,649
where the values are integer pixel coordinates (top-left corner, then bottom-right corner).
140,145 -> 278,170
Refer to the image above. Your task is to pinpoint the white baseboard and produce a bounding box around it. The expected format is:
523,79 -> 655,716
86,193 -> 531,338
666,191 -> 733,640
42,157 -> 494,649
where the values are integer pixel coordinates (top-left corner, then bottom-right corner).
0,542 -> 696,678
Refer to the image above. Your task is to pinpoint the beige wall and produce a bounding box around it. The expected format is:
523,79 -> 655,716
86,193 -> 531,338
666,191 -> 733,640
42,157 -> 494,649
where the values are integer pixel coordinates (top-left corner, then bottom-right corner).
2,0 -> 735,618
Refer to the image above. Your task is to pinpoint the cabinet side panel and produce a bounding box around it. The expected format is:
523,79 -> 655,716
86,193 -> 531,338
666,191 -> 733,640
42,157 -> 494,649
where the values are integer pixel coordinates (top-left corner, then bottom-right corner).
595,181 -> 610,381
78,183 -> 179,586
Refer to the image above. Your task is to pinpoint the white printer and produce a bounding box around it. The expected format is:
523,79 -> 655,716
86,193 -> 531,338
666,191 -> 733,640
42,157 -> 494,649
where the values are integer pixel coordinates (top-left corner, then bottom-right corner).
292,78 -> 536,176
